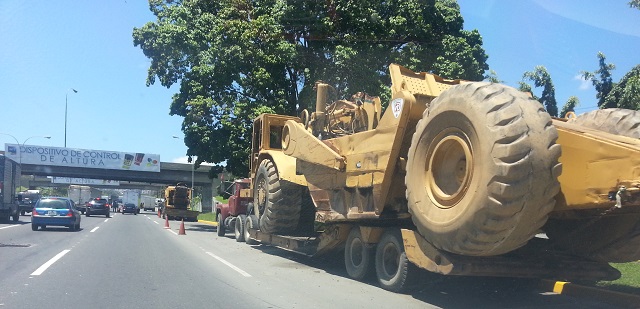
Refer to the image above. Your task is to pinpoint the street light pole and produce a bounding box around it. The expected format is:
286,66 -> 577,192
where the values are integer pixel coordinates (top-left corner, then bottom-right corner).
0,133 -> 51,192
64,88 -> 78,148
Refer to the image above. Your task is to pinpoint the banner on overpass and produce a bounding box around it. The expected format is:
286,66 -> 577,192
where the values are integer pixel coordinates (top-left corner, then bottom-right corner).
51,177 -> 120,186
4,144 -> 161,172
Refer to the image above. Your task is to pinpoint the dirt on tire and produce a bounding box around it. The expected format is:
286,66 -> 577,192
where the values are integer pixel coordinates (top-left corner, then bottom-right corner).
405,82 -> 562,256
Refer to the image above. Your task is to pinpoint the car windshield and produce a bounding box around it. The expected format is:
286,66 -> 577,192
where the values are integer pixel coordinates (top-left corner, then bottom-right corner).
37,200 -> 68,209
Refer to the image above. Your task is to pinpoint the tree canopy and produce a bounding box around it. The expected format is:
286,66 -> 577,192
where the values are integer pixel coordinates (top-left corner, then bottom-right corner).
604,64 -> 640,110
519,66 -> 558,117
133,0 -> 489,177
581,52 -> 616,109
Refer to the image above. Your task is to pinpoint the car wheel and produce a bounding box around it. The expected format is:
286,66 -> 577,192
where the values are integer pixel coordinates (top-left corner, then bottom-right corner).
69,224 -> 76,231
106,213 -> 110,218
21,210 -> 25,216
31,224 -> 38,231
86,213 -> 90,217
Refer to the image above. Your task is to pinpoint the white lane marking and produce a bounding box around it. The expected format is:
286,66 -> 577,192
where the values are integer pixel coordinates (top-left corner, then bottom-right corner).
153,221 -> 159,225
90,227 -> 99,233
205,252 -> 252,277
104,219 -> 109,222
168,230 -> 178,235
0,224 -> 20,230
31,250 -> 71,276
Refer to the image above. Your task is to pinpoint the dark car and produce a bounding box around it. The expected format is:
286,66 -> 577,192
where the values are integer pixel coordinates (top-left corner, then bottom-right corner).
31,197 -> 81,231
121,203 -> 138,215
86,198 -> 111,217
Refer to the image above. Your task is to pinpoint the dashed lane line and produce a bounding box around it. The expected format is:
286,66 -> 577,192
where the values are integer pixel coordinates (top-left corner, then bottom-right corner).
90,227 -> 99,233
30,249 -> 71,276
0,224 -> 20,230
205,252 -> 252,277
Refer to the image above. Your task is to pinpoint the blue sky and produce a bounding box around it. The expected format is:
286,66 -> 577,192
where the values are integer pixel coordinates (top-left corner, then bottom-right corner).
1,1 -> 639,164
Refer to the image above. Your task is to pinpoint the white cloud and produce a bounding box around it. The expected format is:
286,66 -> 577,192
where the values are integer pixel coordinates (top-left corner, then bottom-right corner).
574,74 -> 591,91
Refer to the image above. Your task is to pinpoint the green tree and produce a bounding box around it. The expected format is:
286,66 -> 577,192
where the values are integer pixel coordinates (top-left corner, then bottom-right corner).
559,96 -> 579,118
630,0 -> 640,9
484,70 -> 502,83
520,66 -> 558,117
581,52 -> 616,108
133,0 -> 489,177
604,65 -> 640,110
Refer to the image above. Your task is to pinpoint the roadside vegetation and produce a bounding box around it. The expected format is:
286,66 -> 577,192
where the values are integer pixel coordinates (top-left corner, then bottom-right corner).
596,262 -> 640,295
197,196 -> 228,222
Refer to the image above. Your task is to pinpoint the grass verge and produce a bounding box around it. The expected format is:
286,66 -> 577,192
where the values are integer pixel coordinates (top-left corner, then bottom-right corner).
198,212 -> 216,222
596,261 -> 640,295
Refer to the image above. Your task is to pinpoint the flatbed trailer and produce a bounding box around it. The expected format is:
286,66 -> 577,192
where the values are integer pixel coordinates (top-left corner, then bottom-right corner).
247,226 -> 619,284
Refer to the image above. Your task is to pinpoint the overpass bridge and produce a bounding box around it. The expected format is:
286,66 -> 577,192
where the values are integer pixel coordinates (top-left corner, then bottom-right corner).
20,162 -> 223,212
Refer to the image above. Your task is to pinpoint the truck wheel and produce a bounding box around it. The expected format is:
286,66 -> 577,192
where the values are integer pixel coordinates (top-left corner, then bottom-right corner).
568,108 -> 640,138
12,212 -> 19,222
374,229 -> 415,292
235,214 -> 247,242
21,210 -> 25,216
405,82 -> 561,256
216,213 -> 225,236
253,159 -> 302,234
245,215 -> 259,245
345,227 -> 374,280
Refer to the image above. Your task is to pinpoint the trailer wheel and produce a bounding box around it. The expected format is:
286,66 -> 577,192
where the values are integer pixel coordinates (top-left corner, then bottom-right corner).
345,227 -> 374,280
568,108 -> 640,138
235,214 -> 247,242
216,213 -> 225,236
245,215 -> 259,245
253,159 -> 301,234
374,229 -> 414,292
406,82 -> 561,256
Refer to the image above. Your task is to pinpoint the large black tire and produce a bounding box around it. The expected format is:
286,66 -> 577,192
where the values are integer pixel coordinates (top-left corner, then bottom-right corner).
253,159 -> 301,234
11,212 -> 19,222
568,108 -> 640,138
374,229 -> 415,293
31,223 -> 38,231
216,213 -> 225,236
235,214 -> 247,242
244,215 -> 259,245
405,82 -> 562,256
345,227 -> 374,280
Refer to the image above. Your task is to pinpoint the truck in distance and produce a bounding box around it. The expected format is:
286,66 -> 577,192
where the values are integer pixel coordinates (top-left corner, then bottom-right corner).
162,183 -> 199,222
0,155 -> 21,222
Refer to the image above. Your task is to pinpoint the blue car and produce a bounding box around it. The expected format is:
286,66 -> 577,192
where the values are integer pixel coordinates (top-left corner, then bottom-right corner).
31,197 -> 81,231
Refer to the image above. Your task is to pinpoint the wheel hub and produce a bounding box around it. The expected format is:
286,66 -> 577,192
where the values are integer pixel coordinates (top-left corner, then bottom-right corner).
426,129 -> 473,209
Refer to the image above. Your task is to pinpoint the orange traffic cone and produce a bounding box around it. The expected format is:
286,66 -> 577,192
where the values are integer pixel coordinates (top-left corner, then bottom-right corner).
164,215 -> 170,229
178,219 -> 186,235
157,209 -> 161,218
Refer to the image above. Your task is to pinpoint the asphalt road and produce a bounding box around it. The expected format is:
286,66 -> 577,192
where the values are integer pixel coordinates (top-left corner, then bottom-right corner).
0,212 -> 624,308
